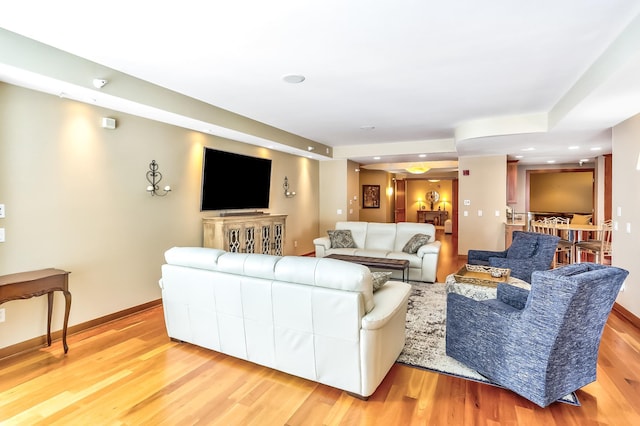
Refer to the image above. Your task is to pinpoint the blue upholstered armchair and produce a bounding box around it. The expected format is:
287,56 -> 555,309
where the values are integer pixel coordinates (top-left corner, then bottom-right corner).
467,231 -> 560,283
446,263 -> 629,407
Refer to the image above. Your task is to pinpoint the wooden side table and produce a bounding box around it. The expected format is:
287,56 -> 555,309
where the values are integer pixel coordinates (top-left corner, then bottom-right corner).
0,268 -> 72,353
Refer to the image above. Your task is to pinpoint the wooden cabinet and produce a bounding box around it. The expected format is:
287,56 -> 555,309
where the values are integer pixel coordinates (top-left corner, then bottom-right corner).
507,160 -> 518,204
417,210 -> 448,226
505,222 -> 526,247
203,214 -> 287,255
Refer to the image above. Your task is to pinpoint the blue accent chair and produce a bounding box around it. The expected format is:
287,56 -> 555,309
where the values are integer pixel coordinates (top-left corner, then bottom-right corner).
467,231 -> 560,283
445,263 -> 629,407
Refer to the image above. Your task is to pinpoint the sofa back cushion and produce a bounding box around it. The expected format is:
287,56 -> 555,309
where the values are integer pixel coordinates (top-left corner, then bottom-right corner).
336,221 -> 368,248
364,223 -> 397,251
273,256 -> 374,313
164,247 -> 375,314
164,246 -> 227,270
394,222 -> 435,252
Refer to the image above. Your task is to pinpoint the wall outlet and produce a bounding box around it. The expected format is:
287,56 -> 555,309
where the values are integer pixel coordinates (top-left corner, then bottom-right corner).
0,228 -> 4,243
0,308 -> 5,323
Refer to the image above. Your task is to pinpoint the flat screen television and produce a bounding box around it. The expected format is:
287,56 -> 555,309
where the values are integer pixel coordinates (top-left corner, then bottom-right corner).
200,148 -> 272,211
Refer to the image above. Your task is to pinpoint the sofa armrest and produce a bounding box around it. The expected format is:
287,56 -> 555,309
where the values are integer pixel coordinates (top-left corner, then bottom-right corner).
417,240 -> 441,257
361,281 -> 411,330
313,236 -> 331,257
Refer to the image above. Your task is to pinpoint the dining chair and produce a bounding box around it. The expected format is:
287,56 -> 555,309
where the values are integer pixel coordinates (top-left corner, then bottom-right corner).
532,217 -> 573,266
549,217 -> 574,265
574,220 -> 612,264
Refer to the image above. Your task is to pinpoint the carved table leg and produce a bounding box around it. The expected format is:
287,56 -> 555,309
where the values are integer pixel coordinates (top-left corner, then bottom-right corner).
62,290 -> 72,353
47,291 -> 54,347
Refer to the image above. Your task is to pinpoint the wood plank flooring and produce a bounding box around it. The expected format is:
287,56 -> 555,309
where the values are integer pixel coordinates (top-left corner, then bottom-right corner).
1,231 -> 639,425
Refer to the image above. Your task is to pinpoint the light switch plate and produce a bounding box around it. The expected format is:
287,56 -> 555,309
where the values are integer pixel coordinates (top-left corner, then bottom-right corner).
0,228 -> 4,243
0,204 -> 4,218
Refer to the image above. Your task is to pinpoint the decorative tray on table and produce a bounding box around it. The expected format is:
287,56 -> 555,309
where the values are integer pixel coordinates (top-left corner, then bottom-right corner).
453,264 -> 511,287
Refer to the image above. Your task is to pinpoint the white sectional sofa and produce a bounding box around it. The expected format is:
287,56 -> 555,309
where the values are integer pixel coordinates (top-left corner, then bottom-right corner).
314,221 -> 441,283
159,246 -> 412,399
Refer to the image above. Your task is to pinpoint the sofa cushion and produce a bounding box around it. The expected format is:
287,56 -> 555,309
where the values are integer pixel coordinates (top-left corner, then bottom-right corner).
394,222 -> 435,252
327,229 -> 357,248
372,272 -> 392,292
402,233 -> 431,254
363,223 -> 397,251
274,256 -> 375,313
164,246 -> 226,270
336,221 -> 369,248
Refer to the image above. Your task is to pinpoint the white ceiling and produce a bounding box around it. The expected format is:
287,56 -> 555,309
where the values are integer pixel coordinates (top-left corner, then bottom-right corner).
2,0 -> 640,173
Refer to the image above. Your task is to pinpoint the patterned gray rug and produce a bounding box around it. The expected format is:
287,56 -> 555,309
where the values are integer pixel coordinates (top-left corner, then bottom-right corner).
396,283 -> 579,406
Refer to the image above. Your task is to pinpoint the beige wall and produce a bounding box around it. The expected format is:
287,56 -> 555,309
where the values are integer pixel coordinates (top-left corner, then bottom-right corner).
510,163 -> 598,219
529,171 -> 593,213
457,155 -> 507,255
358,169 -> 393,223
0,83 -> 320,349
612,113 -> 640,318
318,160 -> 348,236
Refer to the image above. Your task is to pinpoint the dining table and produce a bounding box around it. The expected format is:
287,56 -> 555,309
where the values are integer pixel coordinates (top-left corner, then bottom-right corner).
536,222 -> 605,263
551,223 -> 603,242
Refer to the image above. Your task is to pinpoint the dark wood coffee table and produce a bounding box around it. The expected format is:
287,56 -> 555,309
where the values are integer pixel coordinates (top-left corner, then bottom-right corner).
325,254 -> 410,282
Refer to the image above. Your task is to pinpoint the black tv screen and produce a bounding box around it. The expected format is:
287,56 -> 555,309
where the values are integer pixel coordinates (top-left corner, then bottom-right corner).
201,148 -> 272,211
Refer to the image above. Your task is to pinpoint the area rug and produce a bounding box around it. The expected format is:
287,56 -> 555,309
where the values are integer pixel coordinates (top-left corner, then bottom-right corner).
396,283 -> 580,406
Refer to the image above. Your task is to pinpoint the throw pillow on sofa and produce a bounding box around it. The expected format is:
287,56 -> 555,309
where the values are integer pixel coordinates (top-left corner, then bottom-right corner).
327,229 -> 357,248
402,233 -> 431,254
372,271 -> 392,292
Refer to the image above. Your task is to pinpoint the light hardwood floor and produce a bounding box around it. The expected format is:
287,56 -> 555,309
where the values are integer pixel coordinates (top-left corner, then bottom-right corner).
1,231 -> 639,425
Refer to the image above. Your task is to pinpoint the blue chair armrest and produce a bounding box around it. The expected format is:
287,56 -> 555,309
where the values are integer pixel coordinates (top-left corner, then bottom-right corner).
468,249 -> 507,264
497,283 -> 529,310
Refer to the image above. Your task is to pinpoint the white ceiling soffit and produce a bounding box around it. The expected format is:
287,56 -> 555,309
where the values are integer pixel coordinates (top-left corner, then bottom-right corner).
1,1 -> 640,168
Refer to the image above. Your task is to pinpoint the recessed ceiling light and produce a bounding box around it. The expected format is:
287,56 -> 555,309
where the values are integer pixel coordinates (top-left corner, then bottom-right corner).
373,156 -> 381,160
569,146 -> 579,150
521,147 -> 535,152
547,160 -> 556,164
590,147 -> 602,151
580,159 -> 589,162
515,155 -> 524,159
419,154 -> 427,158
282,74 -> 305,84
360,125 -> 375,130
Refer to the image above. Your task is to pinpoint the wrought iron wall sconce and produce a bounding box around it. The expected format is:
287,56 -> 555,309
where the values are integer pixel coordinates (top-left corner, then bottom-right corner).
146,160 -> 171,196
283,176 -> 296,197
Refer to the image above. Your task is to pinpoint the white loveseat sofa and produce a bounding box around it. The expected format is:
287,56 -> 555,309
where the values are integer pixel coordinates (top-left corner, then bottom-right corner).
313,222 -> 441,283
159,246 -> 412,398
